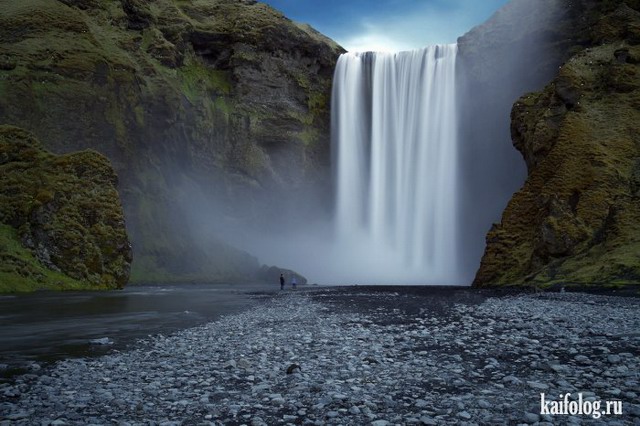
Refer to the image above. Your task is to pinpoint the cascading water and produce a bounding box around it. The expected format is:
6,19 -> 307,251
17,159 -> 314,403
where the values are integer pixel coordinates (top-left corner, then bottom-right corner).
332,44 -> 461,284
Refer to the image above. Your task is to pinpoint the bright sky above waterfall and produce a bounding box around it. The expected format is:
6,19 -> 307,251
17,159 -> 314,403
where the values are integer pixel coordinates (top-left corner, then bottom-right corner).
261,0 -> 510,52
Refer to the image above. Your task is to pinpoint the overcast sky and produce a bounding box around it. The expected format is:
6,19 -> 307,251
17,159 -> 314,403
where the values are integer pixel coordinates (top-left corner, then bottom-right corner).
261,0 -> 510,52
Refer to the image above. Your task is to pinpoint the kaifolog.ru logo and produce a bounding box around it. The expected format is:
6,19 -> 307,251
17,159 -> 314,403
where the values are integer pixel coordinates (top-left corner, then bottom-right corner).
540,393 -> 623,419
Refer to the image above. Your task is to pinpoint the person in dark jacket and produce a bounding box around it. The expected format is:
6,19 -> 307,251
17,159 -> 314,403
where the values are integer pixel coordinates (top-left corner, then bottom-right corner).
279,273 -> 285,290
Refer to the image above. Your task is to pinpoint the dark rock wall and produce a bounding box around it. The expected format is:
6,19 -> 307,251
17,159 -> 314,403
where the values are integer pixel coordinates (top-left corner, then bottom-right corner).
456,0 -> 575,281
0,0 -> 343,283
472,0 -> 640,287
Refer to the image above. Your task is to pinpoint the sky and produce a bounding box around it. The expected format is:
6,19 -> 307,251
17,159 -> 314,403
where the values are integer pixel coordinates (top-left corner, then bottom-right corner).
261,0 -> 510,52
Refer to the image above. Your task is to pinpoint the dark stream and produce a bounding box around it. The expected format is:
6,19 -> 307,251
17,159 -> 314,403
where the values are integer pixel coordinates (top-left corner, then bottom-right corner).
0,283 -> 272,378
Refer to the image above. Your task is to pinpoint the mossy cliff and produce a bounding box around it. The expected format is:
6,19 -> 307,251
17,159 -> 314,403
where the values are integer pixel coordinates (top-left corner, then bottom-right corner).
0,0 -> 342,283
455,0 -> 574,281
473,1 -> 640,287
0,125 -> 132,291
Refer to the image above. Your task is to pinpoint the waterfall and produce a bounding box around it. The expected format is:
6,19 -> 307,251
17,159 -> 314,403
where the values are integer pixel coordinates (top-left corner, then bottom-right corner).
331,44 -> 460,284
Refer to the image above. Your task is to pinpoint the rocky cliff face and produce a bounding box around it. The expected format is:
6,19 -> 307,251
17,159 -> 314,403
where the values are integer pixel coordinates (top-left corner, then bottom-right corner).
473,1 -> 640,287
457,0 -> 567,282
456,0 -> 574,280
0,125 -> 132,291
0,0 -> 342,283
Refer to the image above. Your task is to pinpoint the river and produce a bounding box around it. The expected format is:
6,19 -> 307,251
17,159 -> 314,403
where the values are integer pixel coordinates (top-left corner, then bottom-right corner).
0,283 -> 274,378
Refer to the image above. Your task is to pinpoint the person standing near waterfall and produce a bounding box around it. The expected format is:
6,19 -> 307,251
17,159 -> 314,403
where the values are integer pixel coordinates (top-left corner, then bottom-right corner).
280,273 -> 285,290
291,276 -> 297,290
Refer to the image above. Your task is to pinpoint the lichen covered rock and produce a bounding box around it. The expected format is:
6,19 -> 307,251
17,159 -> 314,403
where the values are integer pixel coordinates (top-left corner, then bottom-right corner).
474,3 -> 640,287
0,125 -> 132,291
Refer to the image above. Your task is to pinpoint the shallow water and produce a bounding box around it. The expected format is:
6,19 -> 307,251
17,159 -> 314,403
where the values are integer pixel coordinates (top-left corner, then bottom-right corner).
0,283 -> 273,374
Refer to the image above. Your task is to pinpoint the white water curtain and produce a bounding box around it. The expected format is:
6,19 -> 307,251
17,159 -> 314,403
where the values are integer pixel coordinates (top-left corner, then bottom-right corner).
332,45 -> 460,284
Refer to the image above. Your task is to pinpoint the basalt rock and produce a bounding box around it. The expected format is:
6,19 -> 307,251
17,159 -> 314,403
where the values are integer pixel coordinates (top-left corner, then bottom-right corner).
0,125 -> 132,291
474,2 -> 640,287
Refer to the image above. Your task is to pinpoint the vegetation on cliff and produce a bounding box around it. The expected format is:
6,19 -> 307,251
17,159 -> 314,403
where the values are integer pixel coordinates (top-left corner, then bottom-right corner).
0,0 -> 342,283
455,0 -> 576,281
0,125 -> 132,292
474,1 -> 640,287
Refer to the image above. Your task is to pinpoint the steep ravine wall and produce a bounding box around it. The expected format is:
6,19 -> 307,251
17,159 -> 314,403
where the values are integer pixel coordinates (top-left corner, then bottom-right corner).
456,0 -> 581,282
0,0 -> 343,283
471,0 -> 640,287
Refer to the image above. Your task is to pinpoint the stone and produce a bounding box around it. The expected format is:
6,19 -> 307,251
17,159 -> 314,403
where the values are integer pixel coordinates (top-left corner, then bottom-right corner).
458,411 -> 472,420
574,355 -> 590,365
286,364 -> 301,374
527,381 -> 549,390
415,399 -> 428,408
502,376 -> 522,385
548,363 -> 569,373
251,417 -> 266,426
4,412 -> 30,421
419,416 -> 437,425
237,358 -> 251,369
607,354 -> 621,364
478,399 -> 491,409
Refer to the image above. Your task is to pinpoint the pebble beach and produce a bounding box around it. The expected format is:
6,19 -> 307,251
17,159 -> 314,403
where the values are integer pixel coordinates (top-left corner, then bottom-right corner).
1,287 -> 639,425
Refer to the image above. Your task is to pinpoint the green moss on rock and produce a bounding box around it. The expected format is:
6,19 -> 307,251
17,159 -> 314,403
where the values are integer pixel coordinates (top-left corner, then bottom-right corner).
0,125 -> 132,292
0,223 -> 95,292
474,3 -> 640,288
0,0 -> 343,284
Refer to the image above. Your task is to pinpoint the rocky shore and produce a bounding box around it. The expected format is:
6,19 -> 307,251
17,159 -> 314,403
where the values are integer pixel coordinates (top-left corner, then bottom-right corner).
1,287 -> 639,425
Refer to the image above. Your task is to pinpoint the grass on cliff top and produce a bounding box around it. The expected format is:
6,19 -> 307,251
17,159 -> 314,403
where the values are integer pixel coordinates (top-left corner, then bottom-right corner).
0,224 -> 102,292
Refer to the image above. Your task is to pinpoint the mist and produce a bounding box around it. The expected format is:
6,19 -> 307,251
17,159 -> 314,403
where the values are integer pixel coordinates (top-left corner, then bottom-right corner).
168,0 -> 568,286
456,0 -> 568,282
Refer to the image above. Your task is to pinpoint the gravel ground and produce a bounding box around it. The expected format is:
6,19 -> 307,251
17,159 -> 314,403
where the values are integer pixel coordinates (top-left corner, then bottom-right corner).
0,287 -> 639,425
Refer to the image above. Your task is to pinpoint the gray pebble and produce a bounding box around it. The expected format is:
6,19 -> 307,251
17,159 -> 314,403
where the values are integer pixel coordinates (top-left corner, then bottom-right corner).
2,292 -> 638,425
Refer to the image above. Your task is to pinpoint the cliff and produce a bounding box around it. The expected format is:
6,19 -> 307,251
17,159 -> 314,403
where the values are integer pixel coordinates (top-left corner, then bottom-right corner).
0,0 -> 343,283
0,125 -> 132,291
455,0 -> 590,281
473,1 -> 640,287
